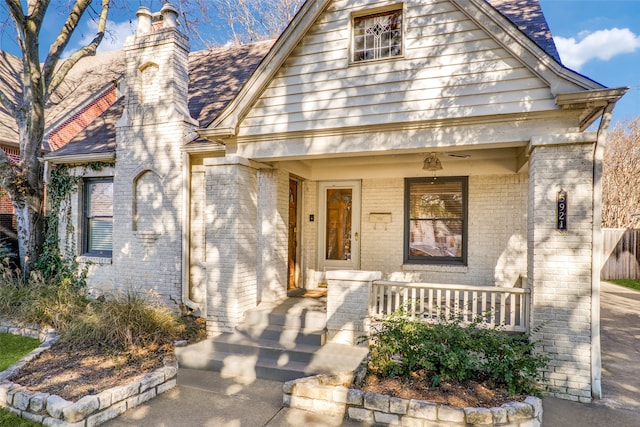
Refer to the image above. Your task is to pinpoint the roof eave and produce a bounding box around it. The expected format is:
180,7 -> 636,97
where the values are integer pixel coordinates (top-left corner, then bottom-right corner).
454,0 -> 605,93
556,87 -> 629,130
44,151 -> 115,165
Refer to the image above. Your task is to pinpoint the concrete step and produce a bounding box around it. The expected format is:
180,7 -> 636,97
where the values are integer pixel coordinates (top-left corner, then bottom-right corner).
192,332 -> 322,364
242,297 -> 328,331
176,296 -> 366,382
176,337 -> 368,382
235,323 -> 327,347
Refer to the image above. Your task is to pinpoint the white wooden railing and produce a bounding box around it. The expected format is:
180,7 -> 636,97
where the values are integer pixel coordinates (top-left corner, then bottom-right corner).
369,281 -> 531,333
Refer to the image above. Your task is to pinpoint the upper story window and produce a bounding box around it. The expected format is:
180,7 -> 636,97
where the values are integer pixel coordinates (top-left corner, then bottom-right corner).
404,177 -> 468,266
84,178 -> 113,257
353,7 -> 403,62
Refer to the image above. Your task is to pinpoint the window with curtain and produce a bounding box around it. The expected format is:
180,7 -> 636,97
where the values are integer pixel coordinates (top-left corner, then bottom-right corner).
404,177 -> 467,265
84,178 -> 113,256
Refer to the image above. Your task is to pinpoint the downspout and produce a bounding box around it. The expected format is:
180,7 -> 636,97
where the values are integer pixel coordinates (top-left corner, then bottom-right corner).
591,102 -> 615,400
182,150 -> 201,315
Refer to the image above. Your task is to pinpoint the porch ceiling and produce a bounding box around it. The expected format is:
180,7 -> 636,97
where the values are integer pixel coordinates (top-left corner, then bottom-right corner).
269,145 -> 529,181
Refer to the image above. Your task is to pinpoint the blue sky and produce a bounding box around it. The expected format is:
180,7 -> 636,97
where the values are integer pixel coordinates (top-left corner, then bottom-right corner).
2,1 -> 639,126
539,0 -> 640,125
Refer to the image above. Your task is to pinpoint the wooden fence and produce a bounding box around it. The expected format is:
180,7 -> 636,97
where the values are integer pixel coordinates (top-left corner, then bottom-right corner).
601,228 -> 640,280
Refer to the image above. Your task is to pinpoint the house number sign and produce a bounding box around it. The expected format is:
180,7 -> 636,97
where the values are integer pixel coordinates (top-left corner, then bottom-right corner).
557,190 -> 567,231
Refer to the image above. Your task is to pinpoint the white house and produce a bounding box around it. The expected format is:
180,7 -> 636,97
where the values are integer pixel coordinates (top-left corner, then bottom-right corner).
44,0 -> 627,402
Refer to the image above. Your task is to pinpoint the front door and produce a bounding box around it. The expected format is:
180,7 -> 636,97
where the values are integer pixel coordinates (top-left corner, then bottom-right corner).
318,181 -> 361,272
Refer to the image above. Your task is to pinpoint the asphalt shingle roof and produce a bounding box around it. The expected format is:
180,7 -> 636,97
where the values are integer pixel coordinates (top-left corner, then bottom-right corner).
189,40 -> 274,128
487,0 -> 562,63
45,97 -> 123,158
0,49 -> 124,151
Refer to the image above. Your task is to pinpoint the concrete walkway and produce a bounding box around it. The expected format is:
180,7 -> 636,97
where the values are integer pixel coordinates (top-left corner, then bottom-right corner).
541,281 -> 640,427
104,282 -> 640,426
102,368 -> 366,427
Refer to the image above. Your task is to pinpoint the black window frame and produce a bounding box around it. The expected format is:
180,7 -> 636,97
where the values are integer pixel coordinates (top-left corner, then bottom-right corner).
404,176 -> 468,266
83,177 -> 113,257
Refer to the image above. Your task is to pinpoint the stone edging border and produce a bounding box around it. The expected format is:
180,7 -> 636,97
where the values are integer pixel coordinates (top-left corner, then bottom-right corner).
0,321 -> 177,427
283,372 -> 543,426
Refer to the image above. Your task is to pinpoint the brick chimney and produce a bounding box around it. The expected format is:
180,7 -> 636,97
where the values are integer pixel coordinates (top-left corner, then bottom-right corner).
121,3 -> 192,120
113,3 -> 197,308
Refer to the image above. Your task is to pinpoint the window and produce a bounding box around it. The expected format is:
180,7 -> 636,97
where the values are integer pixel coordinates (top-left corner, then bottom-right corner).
405,177 -> 467,265
353,8 -> 403,62
84,178 -> 113,256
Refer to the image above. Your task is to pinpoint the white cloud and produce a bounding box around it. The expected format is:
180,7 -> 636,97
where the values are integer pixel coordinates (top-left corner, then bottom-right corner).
555,27 -> 640,71
67,18 -> 135,57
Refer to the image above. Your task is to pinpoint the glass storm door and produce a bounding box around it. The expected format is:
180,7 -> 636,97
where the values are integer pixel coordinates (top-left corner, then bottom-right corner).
319,181 -> 361,271
288,179 -> 299,290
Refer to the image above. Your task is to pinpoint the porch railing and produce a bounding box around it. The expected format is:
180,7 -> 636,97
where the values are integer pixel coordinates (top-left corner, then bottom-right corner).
369,281 -> 531,333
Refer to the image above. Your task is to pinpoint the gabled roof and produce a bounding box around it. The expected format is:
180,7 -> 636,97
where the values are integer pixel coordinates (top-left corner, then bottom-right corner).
202,0 -> 596,138
0,52 -> 23,146
46,0 -> 596,160
44,97 -> 124,161
487,0 -> 561,63
0,49 -> 124,150
189,40 -> 273,128
45,40 -> 272,160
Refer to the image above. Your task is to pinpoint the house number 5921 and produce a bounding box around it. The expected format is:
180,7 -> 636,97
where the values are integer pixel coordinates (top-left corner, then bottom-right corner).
557,190 -> 567,231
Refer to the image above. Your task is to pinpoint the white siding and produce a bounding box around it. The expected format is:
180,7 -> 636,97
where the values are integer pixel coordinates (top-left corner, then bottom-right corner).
240,0 -> 555,136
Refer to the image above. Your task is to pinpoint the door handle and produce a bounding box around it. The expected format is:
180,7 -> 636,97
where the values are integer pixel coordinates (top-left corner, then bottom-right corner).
354,232 -> 359,241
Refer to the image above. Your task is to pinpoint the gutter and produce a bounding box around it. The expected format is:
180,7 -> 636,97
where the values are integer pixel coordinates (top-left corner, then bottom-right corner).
590,101 -> 617,400
181,150 -> 202,316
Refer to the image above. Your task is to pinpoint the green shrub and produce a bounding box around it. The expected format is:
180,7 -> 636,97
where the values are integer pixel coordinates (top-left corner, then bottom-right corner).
367,308 -> 548,396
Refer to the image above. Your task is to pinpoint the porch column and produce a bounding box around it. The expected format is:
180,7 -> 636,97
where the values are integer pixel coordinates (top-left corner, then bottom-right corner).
326,270 -> 382,345
528,138 -> 597,402
256,168 -> 289,303
204,156 -> 258,334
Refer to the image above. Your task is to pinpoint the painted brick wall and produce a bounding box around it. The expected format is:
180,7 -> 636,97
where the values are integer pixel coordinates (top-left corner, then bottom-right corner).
112,119 -> 187,306
528,143 -> 595,402
302,181 -> 319,286
301,174 -> 528,287
75,22 -> 196,308
204,160 -> 258,334
256,168 -> 289,302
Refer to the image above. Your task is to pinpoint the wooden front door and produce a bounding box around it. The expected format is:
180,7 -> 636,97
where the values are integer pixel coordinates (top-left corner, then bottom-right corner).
288,179 -> 299,290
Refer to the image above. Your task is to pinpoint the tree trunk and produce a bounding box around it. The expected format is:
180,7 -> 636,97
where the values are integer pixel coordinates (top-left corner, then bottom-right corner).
13,192 -> 44,274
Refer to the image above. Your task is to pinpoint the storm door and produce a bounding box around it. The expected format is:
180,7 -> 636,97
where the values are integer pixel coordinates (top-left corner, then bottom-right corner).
318,181 -> 361,271
288,178 -> 300,290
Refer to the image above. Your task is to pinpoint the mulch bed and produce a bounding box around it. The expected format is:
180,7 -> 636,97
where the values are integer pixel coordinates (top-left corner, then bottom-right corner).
356,370 -> 527,408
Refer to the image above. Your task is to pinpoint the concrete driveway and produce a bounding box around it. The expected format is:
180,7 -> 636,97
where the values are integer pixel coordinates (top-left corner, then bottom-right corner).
542,281 -> 640,426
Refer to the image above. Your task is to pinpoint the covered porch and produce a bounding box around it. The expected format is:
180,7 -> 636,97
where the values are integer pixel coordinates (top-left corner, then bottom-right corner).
324,270 -> 531,346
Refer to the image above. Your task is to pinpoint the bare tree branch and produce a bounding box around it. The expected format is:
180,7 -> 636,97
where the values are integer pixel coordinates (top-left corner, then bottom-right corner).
209,0 -> 302,45
602,118 -> 640,228
45,0 -> 110,100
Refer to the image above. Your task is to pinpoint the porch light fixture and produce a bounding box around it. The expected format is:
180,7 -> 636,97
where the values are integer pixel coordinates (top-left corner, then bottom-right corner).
422,152 -> 443,171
